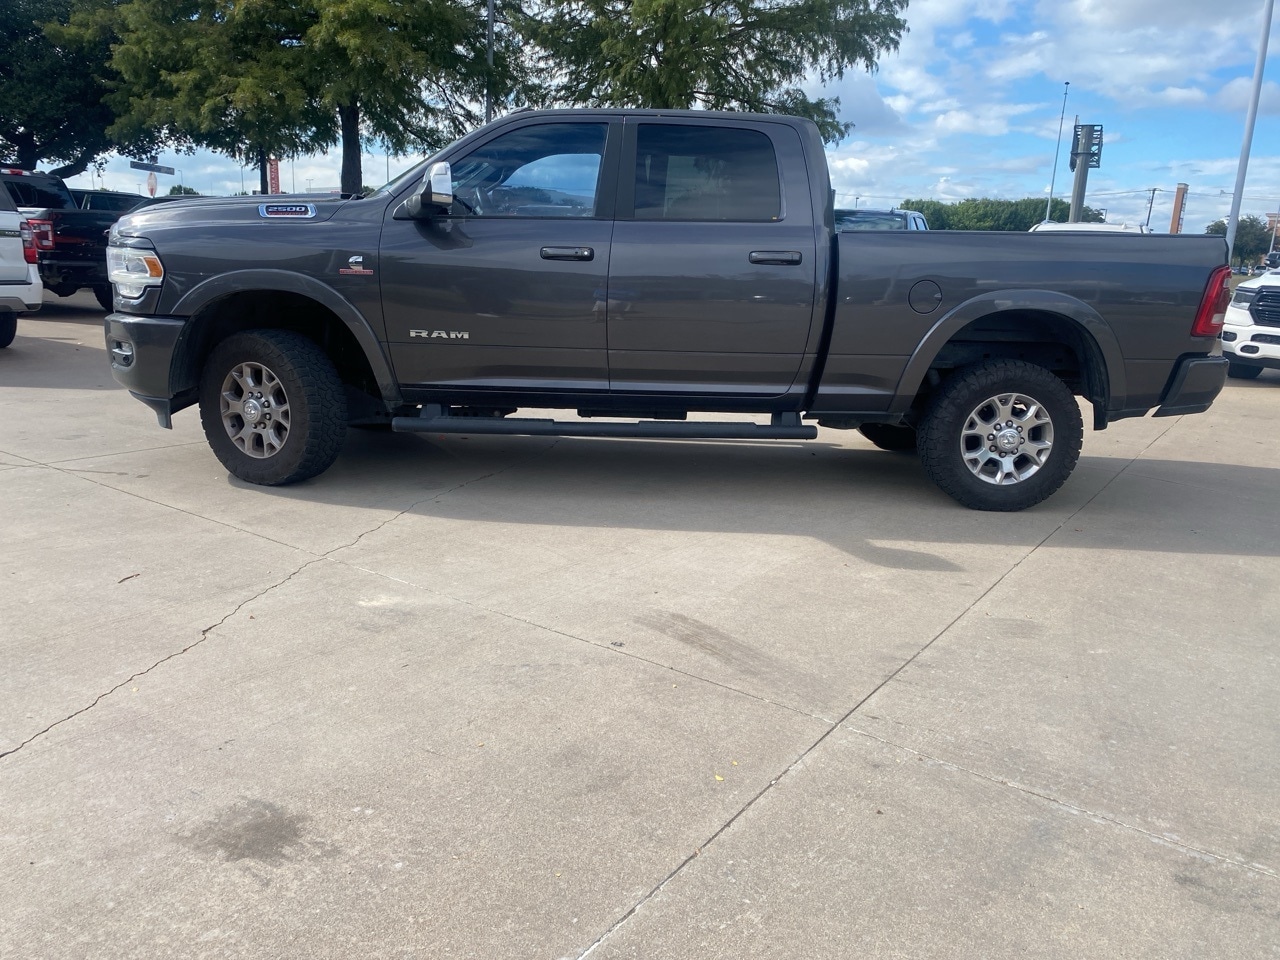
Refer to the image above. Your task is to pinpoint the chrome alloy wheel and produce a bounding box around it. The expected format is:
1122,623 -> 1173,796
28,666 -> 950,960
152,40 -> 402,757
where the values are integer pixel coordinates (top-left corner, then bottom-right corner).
960,392 -> 1054,485
219,361 -> 292,459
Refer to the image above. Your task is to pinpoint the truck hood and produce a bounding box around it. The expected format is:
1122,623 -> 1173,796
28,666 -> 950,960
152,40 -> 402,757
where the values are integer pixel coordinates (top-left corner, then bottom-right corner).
113,195 -> 355,237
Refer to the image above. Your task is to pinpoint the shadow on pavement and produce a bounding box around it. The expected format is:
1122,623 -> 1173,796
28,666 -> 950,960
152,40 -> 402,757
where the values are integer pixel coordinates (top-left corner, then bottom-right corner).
239,430 -> 1280,565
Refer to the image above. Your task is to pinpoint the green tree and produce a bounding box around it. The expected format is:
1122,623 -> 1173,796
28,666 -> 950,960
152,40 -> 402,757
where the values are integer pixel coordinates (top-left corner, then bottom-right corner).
900,197 -> 1105,231
520,0 -> 909,143
102,0 -> 332,195
302,0 -> 508,195
168,184 -> 200,195
1206,215 -> 1271,266
104,0 -> 512,196
0,0 -> 156,177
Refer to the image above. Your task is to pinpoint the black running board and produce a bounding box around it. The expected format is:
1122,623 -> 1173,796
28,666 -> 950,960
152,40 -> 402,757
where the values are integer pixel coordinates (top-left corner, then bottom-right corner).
392,406 -> 817,441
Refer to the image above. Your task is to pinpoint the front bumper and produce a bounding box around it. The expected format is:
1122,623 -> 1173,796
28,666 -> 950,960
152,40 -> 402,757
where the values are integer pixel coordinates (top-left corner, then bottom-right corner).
1153,355 -> 1228,417
1222,315 -> 1280,370
104,313 -> 194,428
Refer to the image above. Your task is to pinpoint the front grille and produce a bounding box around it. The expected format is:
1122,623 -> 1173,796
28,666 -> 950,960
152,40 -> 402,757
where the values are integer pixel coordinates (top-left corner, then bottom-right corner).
1250,290 -> 1280,327
1252,333 -> 1280,346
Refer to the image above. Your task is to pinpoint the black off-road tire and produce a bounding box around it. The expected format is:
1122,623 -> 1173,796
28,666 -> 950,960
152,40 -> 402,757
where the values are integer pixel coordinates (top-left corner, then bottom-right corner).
0,313 -> 16,349
917,359 -> 1083,512
199,330 -> 347,485
857,423 -> 918,452
93,285 -> 114,312
1226,361 -> 1263,380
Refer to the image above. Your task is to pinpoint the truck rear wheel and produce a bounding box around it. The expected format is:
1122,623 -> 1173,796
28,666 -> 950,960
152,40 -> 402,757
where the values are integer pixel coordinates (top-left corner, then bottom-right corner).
0,313 -> 16,349
198,330 -> 347,485
917,359 -> 1083,511
93,286 -> 114,312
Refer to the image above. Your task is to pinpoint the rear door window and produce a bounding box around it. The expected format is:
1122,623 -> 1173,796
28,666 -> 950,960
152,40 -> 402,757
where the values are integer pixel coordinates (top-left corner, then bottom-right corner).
633,125 -> 781,222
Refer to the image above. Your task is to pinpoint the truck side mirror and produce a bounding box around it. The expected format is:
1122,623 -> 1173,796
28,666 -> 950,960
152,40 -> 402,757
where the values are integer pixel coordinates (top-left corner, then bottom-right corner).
403,162 -> 454,220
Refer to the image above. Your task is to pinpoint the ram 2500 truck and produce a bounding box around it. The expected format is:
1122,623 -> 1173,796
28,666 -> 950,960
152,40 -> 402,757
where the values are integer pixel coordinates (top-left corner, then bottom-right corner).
104,109 -> 1231,511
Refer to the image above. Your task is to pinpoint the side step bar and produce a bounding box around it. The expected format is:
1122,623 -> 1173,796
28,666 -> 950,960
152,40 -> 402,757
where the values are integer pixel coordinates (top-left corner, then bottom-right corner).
391,405 -> 817,441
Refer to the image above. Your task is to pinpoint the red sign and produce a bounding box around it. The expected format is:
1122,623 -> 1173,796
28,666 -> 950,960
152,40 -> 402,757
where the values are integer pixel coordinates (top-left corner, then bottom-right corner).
268,157 -> 280,195
146,172 -> 157,197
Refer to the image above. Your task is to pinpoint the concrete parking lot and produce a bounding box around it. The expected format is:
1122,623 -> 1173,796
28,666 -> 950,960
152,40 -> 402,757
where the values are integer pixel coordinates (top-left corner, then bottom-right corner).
2,291 -> 1277,959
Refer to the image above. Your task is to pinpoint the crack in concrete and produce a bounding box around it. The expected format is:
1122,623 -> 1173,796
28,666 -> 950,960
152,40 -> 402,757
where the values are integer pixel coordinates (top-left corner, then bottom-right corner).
0,556 -> 328,762
0,443 -> 558,763
572,427 -> 1183,958
845,726 -> 1278,880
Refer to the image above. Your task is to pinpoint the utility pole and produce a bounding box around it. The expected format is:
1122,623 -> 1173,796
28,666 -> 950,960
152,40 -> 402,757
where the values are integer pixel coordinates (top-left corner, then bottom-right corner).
1045,82 -> 1070,222
1068,121 -> 1103,222
1144,188 -> 1157,228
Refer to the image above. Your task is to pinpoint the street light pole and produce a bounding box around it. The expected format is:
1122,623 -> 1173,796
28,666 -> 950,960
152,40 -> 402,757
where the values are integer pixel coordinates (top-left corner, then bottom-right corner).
1227,0 -> 1276,262
485,0 -> 495,124
1045,81 -> 1070,223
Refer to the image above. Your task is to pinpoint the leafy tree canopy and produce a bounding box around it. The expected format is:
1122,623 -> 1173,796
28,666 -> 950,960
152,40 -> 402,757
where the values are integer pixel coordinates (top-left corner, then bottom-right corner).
1206,215 -> 1272,265
521,0 -> 909,143
899,197 -> 1105,232
1,0 -> 158,177
102,0 -> 515,195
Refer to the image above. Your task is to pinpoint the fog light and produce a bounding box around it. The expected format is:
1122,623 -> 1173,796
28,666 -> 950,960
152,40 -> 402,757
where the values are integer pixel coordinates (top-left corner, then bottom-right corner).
111,340 -> 134,367
1221,330 -> 1237,342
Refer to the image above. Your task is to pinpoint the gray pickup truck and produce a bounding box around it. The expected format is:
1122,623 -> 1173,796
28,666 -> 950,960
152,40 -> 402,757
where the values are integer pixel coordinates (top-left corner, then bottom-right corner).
104,109 -> 1231,511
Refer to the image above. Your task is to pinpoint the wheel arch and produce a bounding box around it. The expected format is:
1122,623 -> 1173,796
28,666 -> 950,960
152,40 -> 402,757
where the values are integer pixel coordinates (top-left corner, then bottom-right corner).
888,291 -> 1124,429
170,270 -> 401,408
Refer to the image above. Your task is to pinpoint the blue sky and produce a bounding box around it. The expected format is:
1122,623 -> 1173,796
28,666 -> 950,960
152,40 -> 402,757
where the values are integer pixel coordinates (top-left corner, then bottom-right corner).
70,0 -> 1280,233
819,0 -> 1280,230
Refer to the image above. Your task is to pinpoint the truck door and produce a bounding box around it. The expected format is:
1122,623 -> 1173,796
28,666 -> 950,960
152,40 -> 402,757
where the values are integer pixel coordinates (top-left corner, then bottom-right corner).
606,119 -> 819,399
380,119 -> 620,395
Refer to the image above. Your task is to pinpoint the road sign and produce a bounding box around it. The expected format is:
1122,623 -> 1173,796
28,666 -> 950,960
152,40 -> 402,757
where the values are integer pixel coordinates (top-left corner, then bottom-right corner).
146,172 -> 157,197
268,157 -> 280,194
129,160 -> 176,175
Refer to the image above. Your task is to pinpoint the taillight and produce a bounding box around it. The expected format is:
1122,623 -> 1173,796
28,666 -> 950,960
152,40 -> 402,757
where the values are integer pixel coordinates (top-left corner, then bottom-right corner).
19,221 -> 37,264
1191,265 -> 1232,337
26,218 -> 54,251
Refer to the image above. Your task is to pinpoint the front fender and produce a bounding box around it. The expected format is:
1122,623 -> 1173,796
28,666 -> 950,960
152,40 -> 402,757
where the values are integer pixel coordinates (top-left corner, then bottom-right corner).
887,289 -> 1126,418
172,268 -> 401,405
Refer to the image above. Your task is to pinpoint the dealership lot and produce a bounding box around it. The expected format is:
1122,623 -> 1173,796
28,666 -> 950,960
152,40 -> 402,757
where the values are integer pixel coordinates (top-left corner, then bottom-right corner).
1,293 -> 1277,958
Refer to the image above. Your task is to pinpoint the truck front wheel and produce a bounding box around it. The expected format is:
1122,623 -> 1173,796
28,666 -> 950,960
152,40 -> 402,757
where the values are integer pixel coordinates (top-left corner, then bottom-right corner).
917,359 -> 1083,511
198,330 -> 347,485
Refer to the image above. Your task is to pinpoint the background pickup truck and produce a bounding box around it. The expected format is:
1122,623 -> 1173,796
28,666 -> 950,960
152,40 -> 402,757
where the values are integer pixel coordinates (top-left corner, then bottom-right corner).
2,168 -> 117,310
104,109 -> 1231,511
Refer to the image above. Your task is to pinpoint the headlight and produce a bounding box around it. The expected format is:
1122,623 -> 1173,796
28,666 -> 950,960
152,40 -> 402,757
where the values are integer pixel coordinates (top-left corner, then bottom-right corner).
107,246 -> 164,299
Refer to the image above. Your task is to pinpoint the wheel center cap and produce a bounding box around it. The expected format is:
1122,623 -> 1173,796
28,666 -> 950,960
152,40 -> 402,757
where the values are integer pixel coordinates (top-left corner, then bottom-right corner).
996,428 -> 1020,452
242,398 -> 264,424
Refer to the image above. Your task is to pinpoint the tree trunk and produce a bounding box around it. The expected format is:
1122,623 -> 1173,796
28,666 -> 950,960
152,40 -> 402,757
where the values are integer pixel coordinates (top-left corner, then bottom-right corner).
338,99 -> 362,196
258,147 -> 269,195
47,145 -> 99,181
10,133 -> 39,171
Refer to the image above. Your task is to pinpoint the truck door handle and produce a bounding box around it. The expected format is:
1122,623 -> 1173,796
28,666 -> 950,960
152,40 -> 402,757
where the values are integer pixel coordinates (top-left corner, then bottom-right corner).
541,246 -> 594,261
749,250 -> 803,265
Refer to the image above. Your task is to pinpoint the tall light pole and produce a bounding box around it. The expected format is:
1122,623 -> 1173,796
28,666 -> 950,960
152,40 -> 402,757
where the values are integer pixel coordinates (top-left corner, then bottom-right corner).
1227,0 -> 1276,262
1045,81 -> 1070,223
485,0 -> 495,123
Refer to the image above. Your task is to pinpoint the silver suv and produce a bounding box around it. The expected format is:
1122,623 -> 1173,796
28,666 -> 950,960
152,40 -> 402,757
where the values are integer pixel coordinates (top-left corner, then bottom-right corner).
0,182 -> 42,348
